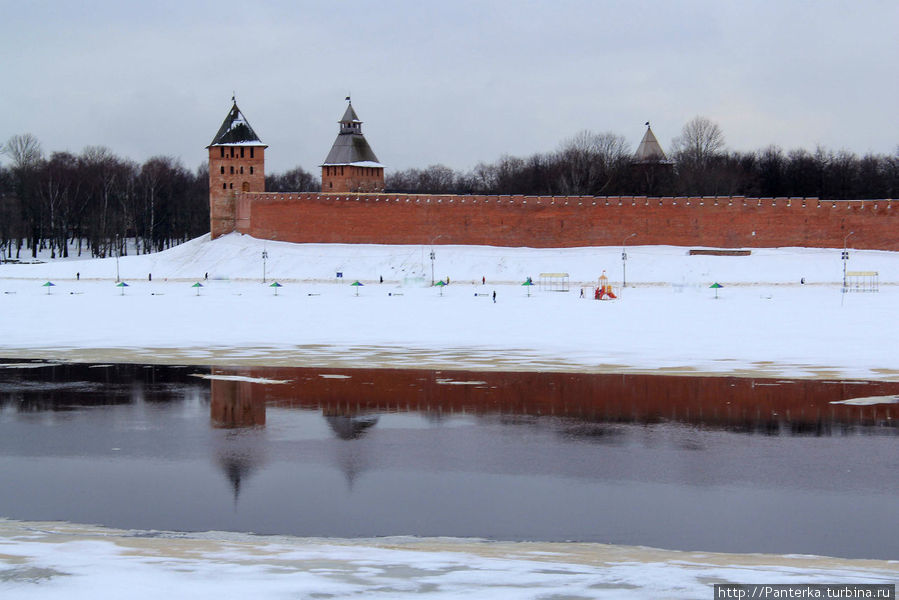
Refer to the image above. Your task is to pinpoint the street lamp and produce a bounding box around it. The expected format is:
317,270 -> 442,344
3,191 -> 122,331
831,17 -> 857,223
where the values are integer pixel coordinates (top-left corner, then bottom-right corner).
622,233 -> 637,290
262,249 -> 268,283
842,231 -> 854,292
429,250 -> 436,286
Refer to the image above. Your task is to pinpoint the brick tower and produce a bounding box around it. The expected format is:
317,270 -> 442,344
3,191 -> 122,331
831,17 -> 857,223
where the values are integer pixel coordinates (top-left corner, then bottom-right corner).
208,98 -> 267,238
321,98 -> 385,193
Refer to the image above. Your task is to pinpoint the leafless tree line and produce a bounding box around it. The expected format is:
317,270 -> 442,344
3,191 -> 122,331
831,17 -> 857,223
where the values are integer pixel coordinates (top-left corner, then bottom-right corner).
385,117 -> 899,200
1,134 -> 208,260
3,119 -> 896,261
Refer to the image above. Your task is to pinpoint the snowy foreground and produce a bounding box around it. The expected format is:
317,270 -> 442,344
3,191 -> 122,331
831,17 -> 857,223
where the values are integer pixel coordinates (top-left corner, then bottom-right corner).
1,233 -> 898,379
3,235 -> 899,597
2,520 -> 896,600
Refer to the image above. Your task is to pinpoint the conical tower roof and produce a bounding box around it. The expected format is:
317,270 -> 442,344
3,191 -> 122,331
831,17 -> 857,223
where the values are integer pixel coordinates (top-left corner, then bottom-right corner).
322,100 -> 383,167
340,103 -> 361,124
209,100 -> 265,146
634,123 -> 668,163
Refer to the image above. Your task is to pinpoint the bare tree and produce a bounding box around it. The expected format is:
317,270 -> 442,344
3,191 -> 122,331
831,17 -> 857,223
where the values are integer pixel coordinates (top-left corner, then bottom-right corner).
3,133 -> 43,169
556,130 -> 631,195
671,116 -> 725,167
266,166 -> 319,192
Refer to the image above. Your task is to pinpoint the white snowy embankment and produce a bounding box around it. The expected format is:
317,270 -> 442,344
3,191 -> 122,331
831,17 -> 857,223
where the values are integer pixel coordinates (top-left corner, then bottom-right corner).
1,520 -> 896,600
1,233 -> 897,379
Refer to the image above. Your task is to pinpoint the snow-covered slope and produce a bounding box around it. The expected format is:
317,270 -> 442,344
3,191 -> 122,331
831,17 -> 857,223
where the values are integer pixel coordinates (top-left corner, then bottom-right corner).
1,234 -> 897,379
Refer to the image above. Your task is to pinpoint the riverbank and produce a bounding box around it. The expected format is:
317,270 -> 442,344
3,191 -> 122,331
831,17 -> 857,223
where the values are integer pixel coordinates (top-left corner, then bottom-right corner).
1,520 -> 896,599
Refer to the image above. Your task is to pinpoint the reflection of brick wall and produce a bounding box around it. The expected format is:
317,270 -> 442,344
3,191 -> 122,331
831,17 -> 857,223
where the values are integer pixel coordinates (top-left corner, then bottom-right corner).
231,193 -> 899,250
208,366 -> 899,429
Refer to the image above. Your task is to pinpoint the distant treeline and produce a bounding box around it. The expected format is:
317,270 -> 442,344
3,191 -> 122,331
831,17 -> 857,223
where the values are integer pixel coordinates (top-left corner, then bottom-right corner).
0,134 -> 210,260
2,117 -> 897,259
384,118 -> 899,200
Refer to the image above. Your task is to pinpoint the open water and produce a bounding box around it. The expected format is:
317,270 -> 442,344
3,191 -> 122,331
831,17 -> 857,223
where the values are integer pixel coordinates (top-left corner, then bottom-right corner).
0,361 -> 897,559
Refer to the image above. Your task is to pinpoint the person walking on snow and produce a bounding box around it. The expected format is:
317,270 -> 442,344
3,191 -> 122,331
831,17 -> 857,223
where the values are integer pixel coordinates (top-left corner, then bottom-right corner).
492,290 -> 496,303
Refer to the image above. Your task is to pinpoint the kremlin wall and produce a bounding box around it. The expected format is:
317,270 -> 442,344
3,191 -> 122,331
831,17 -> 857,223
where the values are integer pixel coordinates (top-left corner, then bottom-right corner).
208,101 -> 898,251
230,191 -> 897,250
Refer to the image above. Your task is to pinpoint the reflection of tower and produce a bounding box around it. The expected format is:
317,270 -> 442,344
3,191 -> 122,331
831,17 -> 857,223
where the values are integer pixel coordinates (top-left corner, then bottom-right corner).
210,377 -> 266,428
324,412 -> 379,489
324,414 -> 379,440
215,430 -> 267,507
208,371 -> 267,507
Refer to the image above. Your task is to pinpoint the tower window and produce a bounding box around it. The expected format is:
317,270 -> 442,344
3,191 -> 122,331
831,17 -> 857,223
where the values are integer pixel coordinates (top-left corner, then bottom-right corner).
220,166 -> 224,174
220,148 -> 224,158
230,166 -> 234,174
229,183 -> 233,189
230,148 -> 234,157
222,183 -> 227,189
240,148 -> 245,158
250,147 -> 255,158
240,166 -> 244,174
250,166 -> 254,174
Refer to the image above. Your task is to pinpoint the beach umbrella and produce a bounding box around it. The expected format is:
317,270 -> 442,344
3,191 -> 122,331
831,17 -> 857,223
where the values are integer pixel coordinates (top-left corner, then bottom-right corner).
522,279 -> 535,297
42,281 -> 55,295
351,281 -> 363,296
192,282 -> 204,296
270,281 -> 282,296
434,280 -> 446,296
710,282 -> 723,299
116,281 -> 129,296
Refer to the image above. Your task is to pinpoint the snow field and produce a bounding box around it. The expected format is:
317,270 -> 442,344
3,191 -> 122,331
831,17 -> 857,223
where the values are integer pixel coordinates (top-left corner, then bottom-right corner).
1,234 -> 897,379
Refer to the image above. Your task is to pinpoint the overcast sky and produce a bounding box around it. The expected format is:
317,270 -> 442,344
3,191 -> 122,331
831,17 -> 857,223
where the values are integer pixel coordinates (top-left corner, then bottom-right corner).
2,0 -> 897,174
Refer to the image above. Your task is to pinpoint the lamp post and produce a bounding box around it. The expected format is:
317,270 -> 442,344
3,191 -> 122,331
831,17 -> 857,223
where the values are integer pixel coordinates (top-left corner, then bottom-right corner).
622,233 -> 637,290
842,231 -> 854,292
115,234 -> 120,283
429,250 -> 436,287
262,249 -> 268,283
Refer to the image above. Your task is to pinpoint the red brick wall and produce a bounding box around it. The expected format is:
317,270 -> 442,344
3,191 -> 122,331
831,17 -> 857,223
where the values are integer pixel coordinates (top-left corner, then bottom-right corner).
321,165 -> 384,193
231,193 -> 899,250
208,145 -> 266,238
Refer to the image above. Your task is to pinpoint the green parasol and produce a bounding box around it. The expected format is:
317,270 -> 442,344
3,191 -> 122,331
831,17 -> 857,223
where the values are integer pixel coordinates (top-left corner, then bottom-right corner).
116,281 -> 129,296
192,282 -> 204,296
42,281 -> 55,295
270,281 -> 282,296
522,279 -> 535,297
351,281 -> 363,296
710,282 -> 723,299
434,280 -> 446,296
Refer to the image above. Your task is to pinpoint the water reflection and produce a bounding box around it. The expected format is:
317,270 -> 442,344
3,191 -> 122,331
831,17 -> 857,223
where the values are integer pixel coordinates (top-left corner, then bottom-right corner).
206,366 -> 899,434
2,360 -> 899,558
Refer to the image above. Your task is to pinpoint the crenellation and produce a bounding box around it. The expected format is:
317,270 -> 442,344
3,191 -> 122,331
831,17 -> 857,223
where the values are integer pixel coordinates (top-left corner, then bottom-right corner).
212,102 -> 899,250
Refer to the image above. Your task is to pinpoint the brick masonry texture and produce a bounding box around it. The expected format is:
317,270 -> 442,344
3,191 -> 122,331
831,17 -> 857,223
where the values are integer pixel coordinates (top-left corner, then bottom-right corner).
208,146 -> 266,238
223,192 -> 898,250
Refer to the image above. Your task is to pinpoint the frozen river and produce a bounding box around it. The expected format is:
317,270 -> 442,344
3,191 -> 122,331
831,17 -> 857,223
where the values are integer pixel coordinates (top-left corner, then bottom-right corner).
1,360 -> 897,560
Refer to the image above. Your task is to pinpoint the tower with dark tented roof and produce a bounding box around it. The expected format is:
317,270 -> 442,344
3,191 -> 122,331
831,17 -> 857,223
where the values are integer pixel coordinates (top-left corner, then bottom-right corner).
321,99 -> 385,193
207,99 -> 267,238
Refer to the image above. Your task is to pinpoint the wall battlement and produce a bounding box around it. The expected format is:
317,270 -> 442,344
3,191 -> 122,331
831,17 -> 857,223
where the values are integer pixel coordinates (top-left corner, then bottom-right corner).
227,191 -> 898,250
